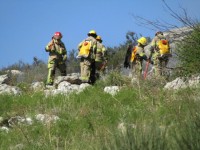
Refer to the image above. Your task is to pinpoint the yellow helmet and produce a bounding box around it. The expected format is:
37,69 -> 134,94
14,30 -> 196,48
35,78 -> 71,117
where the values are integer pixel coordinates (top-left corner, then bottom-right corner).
96,35 -> 102,41
88,30 -> 97,35
137,37 -> 147,45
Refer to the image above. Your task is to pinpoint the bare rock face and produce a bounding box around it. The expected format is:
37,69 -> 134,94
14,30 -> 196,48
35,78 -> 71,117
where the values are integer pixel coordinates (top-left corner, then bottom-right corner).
0,71 -> 24,95
164,77 -> 187,90
164,75 -> 200,90
44,82 -> 90,96
54,74 -> 82,86
163,27 -> 193,43
44,73 -> 91,96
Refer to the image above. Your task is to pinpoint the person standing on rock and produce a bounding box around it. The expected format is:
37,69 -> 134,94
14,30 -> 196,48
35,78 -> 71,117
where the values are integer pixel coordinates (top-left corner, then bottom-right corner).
45,32 -> 67,85
77,30 -> 97,84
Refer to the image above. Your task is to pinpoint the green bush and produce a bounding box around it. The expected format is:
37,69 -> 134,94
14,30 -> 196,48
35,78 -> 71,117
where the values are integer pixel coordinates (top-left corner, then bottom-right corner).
176,26 -> 200,76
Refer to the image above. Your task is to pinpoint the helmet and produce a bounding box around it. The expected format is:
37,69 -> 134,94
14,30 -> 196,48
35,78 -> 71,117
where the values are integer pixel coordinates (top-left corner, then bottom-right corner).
96,35 -> 102,41
88,30 -> 97,36
53,32 -> 62,39
137,37 -> 147,45
155,31 -> 163,36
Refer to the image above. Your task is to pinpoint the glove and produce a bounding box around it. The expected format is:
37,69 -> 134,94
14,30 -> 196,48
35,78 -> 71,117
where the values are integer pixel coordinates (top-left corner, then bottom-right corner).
48,42 -> 55,51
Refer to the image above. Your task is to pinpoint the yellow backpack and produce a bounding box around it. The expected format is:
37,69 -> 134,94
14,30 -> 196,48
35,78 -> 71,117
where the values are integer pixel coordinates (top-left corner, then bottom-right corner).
130,46 -> 138,62
158,39 -> 170,55
78,40 -> 92,58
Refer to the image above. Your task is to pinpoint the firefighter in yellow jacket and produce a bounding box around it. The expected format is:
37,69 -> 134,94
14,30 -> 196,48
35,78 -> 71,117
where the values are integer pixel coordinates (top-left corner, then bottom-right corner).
95,35 -> 107,78
45,32 -> 67,85
124,37 -> 148,77
150,31 -> 171,77
77,30 -> 97,83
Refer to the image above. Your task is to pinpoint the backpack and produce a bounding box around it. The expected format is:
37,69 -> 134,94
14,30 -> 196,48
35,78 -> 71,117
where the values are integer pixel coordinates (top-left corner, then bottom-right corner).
158,39 -> 170,55
78,40 -> 92,58
130,46 -> 138,62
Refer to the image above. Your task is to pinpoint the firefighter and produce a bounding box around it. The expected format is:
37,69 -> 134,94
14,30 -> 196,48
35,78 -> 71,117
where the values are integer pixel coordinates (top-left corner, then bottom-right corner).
95,35 -> 107,79
45,32 -> 67,85
133,37 -> 148,77
149,31 -> 171,77
124,37 -> 148,77
77,30 -> 97,84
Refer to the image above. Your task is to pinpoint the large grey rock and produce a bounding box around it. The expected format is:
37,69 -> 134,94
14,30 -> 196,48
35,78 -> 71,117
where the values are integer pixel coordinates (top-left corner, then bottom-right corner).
54,75 -> 82,86
56,81 -> 80,94
164,27 -> 193,43
164,75 -> 200,90
0,74 -> 10,84
164,77 -> 187,90
0,84 -> 21,95
79,83 -> 90,91
44,82 -> 91,96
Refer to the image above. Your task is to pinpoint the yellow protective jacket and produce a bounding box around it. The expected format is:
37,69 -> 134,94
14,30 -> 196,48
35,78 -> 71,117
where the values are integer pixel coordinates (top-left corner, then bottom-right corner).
130,45 -> 145,62
95,41 -> 107,62
45,39 -> 67,61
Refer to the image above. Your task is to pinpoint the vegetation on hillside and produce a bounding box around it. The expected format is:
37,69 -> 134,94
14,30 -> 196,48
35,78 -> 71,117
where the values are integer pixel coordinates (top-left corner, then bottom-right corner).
0,73 -> 200,149
176,25 -> 200,76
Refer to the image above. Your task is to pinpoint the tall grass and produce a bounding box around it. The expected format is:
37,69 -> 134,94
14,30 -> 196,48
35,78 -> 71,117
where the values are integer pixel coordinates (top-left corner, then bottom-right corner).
0,74 -> 200,149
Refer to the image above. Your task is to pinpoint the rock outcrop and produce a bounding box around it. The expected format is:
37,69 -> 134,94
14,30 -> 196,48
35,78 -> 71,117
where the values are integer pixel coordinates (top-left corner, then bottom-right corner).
164,75 -> 200,90
44,74 -> 91,96
0,84 -> 21,95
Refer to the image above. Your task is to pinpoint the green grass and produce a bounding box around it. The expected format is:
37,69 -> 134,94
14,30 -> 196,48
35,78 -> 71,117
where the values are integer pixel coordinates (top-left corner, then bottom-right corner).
0,77 -> 200,149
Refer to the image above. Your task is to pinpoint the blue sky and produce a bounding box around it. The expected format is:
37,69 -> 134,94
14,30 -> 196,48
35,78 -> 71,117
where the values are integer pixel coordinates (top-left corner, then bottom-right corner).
0,0 -> 200,68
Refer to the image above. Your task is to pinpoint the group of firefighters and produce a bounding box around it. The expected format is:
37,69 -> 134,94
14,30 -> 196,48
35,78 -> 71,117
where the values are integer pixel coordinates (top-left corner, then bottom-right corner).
45,30 -> 171,85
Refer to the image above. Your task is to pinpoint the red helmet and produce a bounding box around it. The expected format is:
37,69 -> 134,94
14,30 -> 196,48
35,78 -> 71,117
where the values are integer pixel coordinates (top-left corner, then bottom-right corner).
53,32 -> 62,39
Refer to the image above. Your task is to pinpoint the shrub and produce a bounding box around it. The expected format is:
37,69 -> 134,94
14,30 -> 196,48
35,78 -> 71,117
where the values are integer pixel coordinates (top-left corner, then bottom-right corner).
176,26 -> 200,76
